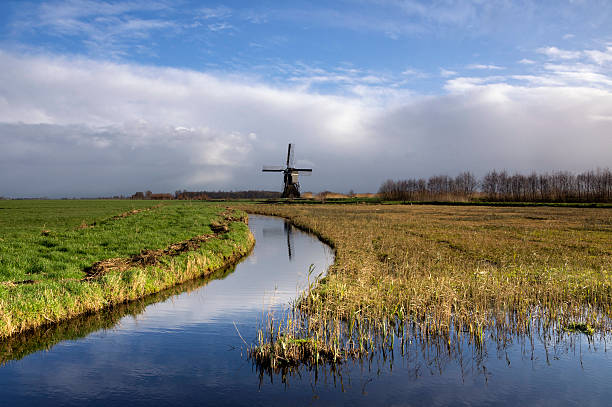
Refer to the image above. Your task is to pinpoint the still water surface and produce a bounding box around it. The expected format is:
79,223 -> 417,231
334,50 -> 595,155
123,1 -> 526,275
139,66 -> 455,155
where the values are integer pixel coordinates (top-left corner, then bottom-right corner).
0,215 -> 610,406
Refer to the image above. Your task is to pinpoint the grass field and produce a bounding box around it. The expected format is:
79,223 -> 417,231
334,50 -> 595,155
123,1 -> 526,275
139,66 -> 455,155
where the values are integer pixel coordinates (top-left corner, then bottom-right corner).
236,204 -> 612,369
0,200 -> 254,338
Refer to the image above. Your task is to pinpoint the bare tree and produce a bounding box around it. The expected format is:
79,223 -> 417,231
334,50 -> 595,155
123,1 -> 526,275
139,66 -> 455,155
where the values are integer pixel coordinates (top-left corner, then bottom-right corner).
379,168 -> 611,203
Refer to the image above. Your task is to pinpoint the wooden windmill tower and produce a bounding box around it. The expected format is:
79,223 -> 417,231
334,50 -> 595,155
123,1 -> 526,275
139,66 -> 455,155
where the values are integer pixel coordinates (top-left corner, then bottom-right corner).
262,143 -> 312,198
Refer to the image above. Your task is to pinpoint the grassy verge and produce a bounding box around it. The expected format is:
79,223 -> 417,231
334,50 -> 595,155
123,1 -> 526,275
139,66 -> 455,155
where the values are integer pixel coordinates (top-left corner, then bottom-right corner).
0,265 -> 237,364
0,201 -> 254,338
234,203 -> 612,370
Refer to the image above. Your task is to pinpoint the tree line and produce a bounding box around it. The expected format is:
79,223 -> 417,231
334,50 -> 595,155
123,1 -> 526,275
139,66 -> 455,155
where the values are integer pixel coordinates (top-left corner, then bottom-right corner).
378,169 -> 612,203
173,190 -> 281,200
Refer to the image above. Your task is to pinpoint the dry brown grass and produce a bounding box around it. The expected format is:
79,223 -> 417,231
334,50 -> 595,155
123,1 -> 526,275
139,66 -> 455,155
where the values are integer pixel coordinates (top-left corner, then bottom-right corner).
236,204 -> 612,369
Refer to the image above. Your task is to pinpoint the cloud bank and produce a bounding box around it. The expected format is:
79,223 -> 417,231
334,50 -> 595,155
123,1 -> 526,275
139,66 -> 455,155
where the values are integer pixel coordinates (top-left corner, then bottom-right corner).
0,50 -> 611,197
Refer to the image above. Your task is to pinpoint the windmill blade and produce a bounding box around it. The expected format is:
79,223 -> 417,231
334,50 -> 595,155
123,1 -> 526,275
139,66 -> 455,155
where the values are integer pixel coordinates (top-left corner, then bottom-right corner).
287,143 -> 296,167
286,143 -> 292,166
290,145 -> 296,167
262,165 -> 284,172
294,168 -> 312,176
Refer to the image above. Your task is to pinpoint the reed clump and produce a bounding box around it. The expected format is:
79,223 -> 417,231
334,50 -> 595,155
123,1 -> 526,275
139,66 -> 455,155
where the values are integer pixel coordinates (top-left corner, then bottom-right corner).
237,204 -> 612,368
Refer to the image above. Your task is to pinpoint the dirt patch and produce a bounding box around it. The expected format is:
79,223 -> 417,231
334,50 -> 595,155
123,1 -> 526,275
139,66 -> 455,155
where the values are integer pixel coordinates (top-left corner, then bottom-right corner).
84,234 -> 214,278
109,204 -> 164,221
1,279 -> 36,287
76,204 -> 164,230
220,207 -> 248,224
83,211 -> 243,279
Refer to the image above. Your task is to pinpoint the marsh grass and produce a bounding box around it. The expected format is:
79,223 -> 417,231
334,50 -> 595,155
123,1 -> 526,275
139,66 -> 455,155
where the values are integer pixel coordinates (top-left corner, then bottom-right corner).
0,201 -> 254,338
236,204 -> 612,369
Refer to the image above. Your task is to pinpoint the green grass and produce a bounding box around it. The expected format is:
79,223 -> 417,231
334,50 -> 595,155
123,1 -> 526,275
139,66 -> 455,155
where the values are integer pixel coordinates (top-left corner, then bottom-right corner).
0,200 -> 254,338
0,201 -> 232,283
0,264 -> 238,364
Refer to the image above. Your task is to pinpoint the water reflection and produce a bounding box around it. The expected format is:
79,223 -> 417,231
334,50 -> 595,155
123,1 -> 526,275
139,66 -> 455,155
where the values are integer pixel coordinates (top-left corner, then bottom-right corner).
262,220 -> 295,261
257,318 -> 609,383
255,319 -> 612,405
0,266 -> 236,365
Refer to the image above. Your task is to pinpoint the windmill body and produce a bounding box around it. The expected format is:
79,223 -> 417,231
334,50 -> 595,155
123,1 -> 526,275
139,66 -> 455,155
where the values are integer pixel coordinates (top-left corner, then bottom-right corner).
262,143 -> 312,198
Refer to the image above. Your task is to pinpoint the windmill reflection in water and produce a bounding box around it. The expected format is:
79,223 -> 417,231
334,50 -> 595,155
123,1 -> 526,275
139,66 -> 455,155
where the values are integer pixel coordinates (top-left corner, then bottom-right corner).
262,220 -> 295,261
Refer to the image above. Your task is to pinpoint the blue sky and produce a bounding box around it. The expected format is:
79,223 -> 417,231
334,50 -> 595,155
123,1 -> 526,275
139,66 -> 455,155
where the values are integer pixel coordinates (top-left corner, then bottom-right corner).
0,0 -> 611,197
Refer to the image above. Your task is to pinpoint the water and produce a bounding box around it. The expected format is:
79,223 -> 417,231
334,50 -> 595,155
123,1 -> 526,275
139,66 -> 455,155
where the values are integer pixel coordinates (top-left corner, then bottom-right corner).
0,215 -> 610,406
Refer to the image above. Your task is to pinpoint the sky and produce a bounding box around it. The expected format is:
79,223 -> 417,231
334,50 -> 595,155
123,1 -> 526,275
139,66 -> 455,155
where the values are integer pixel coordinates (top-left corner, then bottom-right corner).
0,0 -> 611,197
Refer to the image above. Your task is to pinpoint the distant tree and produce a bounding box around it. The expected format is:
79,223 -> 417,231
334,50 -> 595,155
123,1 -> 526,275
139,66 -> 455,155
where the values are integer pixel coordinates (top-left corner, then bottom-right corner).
454,171 -> 477,197
173,190 -> 280,200
482,170 -> 499,199
379,168 -> 611,204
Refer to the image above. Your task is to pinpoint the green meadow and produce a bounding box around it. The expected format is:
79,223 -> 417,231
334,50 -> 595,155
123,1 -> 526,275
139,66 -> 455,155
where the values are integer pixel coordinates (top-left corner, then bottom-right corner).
0,200 -> 254,338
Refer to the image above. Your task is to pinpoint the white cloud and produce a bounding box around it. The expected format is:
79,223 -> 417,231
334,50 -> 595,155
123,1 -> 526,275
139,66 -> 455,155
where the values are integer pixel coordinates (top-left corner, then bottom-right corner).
466,64 -> 505,70
440,68 -> 457,77
207,22 -> 234,32
518,58 -> 535,65
510,75 -> 566,87
590,114 -> 612,122
199,6 -> 232,20
374,83 -> 612,177
444,76 -> 489,93
13,0 -> 175,57
401,67 -> 427,78
541,62 -> 612,88
537,46 -> 582,60
0,50 -> 611,197
584,46 -> 612,65
0,51 -> 378,196
276,63 -> 414,100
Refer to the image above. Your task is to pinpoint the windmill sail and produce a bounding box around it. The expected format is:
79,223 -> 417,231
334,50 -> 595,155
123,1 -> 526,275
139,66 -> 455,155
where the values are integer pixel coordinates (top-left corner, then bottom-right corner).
262,165 -> 284,172
286,143 -> 295,167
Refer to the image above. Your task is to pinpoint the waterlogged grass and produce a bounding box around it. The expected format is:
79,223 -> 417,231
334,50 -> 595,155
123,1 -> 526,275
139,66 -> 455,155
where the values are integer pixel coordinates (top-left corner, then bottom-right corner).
0,201 -> 254,338
236,204 -> 612,370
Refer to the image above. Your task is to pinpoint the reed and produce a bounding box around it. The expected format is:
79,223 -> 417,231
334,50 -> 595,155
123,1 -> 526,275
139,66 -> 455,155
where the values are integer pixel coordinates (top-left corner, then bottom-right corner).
236,203 -> 612,369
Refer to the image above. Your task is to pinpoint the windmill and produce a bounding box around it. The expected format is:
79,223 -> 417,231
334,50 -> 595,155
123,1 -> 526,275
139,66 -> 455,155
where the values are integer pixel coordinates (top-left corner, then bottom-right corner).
262,143 -> 312,198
